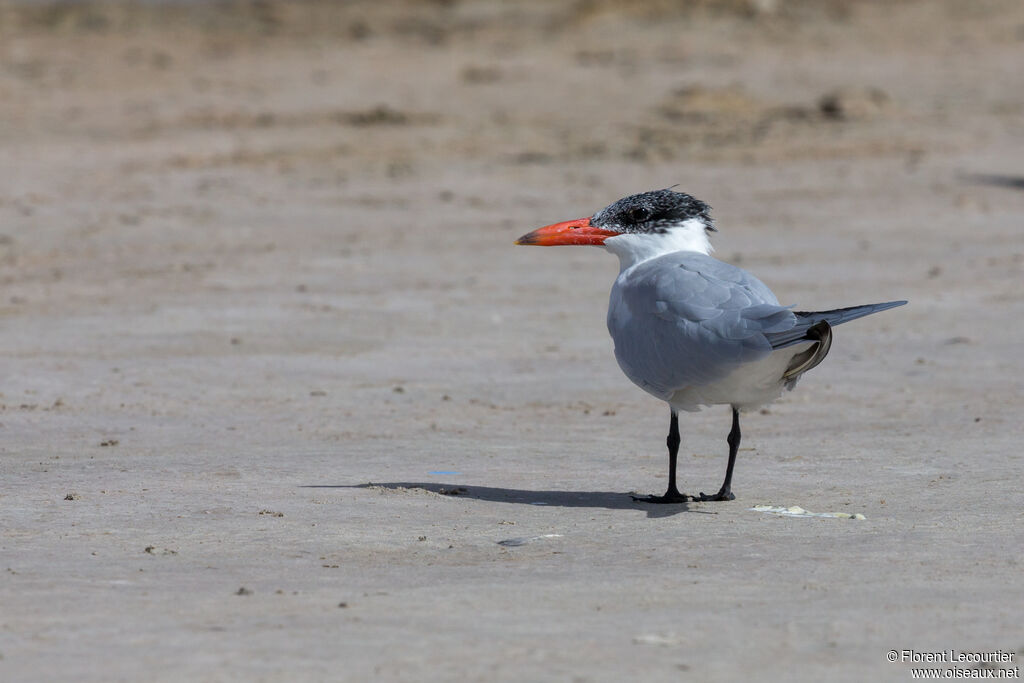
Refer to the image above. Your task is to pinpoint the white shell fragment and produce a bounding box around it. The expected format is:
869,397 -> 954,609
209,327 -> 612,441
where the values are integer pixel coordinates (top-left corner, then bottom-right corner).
633,632 -> 687,646
750,505 -> 866,520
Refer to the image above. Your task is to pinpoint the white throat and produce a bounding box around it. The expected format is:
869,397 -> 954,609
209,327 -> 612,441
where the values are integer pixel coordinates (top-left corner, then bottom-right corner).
601,218 -> 713,273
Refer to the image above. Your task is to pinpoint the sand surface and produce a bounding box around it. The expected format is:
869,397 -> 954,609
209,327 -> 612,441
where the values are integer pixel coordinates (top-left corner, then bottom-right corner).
1,1 -> 1023,680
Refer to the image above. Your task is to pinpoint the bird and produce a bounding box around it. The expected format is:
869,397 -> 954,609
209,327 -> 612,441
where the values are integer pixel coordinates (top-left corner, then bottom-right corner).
515,188 -> 906,504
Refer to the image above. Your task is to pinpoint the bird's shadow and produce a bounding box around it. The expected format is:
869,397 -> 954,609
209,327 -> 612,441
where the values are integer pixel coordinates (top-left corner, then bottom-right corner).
303,482 -> 715,518
959,172 -> 1024,191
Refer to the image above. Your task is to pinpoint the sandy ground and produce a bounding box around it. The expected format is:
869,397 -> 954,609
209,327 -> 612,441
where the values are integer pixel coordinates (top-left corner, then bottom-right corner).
1,1 -> 1023,680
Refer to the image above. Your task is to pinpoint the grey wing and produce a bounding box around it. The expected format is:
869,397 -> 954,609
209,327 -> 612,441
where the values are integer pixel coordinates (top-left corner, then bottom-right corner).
608,253 -> 797,399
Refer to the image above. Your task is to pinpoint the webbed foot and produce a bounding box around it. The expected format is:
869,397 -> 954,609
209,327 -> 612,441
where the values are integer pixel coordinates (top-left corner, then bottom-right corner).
692,489 -> 735,502
632,490 -> 689,504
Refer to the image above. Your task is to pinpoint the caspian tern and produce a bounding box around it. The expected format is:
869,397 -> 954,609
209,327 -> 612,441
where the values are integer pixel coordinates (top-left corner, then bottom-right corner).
516,188 -> 906,504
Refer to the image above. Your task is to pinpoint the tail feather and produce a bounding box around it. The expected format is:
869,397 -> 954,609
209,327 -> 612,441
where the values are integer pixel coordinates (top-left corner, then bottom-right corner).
767,300 -> 907,350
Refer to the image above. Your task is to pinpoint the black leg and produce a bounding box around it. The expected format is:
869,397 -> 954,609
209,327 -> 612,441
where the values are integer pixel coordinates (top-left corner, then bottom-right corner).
633,410 -> 688,504
695,406 -> 739,502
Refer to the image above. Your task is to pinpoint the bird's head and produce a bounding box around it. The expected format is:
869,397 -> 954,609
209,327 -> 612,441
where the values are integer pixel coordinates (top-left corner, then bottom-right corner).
516,189 -> 716,268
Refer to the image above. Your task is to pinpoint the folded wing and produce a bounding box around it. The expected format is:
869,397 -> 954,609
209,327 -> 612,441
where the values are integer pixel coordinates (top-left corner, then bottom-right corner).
608,253 -> 798,399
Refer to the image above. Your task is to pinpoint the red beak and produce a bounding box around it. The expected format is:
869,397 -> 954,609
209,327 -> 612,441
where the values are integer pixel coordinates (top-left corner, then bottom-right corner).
515,218 -> 620,246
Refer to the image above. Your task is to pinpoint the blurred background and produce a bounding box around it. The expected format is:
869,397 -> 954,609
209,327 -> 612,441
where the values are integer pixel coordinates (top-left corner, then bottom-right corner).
2,0 -> 1021,449
2,1 -> 1023,680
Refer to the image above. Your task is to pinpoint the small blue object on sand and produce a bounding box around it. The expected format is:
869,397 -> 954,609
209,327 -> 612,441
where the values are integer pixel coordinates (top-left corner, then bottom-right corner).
428,470 -> 462,475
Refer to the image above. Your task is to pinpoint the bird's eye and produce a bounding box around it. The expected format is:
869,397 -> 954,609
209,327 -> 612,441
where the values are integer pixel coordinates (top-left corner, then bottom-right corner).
628,207 -> 650,222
